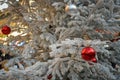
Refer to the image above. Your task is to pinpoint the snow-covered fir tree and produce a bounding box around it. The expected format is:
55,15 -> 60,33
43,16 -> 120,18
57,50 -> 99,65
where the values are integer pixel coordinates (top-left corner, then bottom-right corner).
0,0 -> 120,80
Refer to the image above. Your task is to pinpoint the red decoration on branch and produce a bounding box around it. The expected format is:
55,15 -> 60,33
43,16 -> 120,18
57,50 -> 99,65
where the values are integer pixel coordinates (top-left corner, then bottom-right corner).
81,47 -> 96,61
1,25 -> 11,35
91,57 -> 97,63
47,74 -> 52,80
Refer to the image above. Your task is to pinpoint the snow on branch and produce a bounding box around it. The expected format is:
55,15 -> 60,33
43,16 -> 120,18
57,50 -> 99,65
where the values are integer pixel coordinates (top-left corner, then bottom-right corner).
46,38 -> 117,79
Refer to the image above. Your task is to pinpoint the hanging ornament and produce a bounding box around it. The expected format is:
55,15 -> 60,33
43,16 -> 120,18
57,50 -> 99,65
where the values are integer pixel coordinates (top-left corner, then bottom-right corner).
65,4 -> 77,12
47,74 -> 52,80
65,4 -> 78,15
15,41 -> 26,47
1,25 -> 11,35
81,47 -> 96,61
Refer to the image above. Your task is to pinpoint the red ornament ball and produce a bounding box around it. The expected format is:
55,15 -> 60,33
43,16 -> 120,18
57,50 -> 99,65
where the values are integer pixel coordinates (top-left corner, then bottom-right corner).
1,25 -> 11,35
81,47 -> 96,61
91,57 -> 97,63
47,74 -> 52,80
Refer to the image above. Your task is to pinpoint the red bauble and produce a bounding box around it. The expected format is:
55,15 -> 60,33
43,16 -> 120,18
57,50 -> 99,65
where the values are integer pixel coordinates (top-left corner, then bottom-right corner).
1,25 -> 11,35
91,58 -> 97,63
81,47 -> 96,61
47,74 -> 52,80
